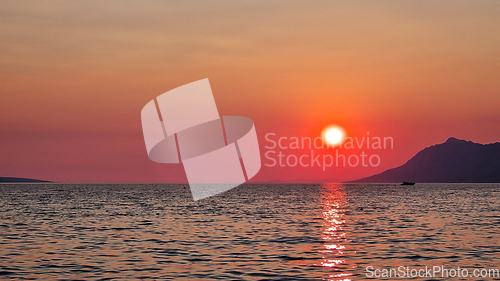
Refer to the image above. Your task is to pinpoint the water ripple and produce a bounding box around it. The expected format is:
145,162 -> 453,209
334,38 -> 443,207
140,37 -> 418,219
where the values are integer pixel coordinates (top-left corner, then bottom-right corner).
0,183 -> 498,280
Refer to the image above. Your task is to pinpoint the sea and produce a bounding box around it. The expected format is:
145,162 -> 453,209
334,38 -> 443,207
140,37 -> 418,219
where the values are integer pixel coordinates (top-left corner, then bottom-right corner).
0,183 -> 499,280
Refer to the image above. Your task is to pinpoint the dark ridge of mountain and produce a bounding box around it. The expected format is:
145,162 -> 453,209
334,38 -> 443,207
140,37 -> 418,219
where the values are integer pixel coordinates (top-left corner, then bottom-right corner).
0,177 -> 50,183
351,137 -> 500,183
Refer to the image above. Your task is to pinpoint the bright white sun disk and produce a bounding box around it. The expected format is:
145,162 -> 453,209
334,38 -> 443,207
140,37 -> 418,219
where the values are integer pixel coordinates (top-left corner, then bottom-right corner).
324,126 -> 345,145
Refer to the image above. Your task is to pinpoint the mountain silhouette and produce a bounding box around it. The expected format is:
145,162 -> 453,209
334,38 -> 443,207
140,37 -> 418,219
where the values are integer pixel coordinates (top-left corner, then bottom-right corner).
352,137 -> 500,183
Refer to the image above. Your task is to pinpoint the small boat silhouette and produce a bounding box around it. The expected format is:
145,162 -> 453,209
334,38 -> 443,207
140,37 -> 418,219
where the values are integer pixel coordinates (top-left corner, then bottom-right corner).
401,181 -> 415,186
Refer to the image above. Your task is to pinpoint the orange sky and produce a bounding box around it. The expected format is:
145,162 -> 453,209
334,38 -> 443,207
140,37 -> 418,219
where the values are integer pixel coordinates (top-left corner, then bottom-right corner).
1,1 -> 499,182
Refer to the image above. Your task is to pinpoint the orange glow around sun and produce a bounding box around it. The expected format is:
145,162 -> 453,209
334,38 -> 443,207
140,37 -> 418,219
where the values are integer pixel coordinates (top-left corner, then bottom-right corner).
323,125 -> 346,146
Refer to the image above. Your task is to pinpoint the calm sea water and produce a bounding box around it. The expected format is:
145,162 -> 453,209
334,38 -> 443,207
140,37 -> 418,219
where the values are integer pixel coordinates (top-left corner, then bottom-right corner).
0,183 -> 499,280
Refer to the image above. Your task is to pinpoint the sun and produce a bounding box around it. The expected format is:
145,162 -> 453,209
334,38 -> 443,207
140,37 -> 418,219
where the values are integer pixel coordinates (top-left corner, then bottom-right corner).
323,125 -> 345,146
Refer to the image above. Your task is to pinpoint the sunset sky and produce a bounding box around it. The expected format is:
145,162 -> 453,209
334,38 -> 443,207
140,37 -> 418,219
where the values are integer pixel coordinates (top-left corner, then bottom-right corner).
1,1 -> 499,182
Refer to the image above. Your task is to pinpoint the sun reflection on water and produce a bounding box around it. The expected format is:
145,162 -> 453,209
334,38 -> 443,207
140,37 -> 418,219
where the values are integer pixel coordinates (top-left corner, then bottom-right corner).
318,183 -> 353,281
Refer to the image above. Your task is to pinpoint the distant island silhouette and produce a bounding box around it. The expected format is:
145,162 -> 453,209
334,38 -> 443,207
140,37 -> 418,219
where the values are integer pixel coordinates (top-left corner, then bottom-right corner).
0,177 -> 50,183
352,137 -> 500,183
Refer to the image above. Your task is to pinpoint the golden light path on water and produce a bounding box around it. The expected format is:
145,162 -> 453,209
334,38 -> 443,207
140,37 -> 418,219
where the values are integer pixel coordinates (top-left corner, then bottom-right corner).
319,183 -> 353,281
